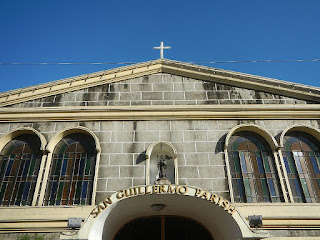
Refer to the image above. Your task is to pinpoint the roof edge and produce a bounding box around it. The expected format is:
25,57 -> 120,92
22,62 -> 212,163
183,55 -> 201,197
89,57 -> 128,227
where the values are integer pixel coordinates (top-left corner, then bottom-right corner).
0,59 -> 319,107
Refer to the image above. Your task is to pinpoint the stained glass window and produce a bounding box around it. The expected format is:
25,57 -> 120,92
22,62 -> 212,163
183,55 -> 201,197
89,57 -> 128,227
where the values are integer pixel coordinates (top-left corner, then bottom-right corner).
44,133 -> 96,205
0,134 -> 42,206
228,132 -> 283,203
282,131 -> 320,203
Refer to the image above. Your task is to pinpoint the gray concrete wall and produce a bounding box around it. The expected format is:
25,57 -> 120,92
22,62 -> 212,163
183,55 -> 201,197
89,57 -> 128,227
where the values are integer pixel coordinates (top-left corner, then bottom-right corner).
2,73 -> 320,238
0,232 -> 60,240
9,73 -> 312,108
1,119 -> 319,204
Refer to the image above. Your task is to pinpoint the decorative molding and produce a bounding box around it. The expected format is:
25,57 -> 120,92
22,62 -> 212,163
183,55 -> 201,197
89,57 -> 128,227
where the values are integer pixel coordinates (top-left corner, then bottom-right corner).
0,105 -> 319,122
224,124 -> 279,150
46,126 -> 101,153
0,127 -> 47,151
0,206 -> 93,232
279,124 -> 320,147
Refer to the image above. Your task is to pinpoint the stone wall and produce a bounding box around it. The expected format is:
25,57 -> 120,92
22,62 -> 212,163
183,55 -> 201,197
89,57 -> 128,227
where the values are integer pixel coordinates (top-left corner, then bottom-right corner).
2,72 -> 320,238
9,73 -> 312,108
1,119 -> 319,204
0,233 -> 60,240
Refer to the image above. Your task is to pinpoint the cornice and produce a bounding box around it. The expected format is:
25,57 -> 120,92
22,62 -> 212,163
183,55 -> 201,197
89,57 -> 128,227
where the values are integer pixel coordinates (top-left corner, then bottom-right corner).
0,104 -> 319,122
0,59 -> 320,107
0,61 -> 163,107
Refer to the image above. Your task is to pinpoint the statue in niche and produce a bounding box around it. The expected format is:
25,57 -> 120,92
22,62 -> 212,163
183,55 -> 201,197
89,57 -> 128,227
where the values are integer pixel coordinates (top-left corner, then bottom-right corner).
156,154 -> 173,184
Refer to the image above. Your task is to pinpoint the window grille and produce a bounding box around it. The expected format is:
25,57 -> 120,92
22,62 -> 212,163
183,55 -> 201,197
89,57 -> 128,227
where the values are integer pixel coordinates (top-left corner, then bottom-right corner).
0,135 -> 41,206
44,133 -> 96,205
228,132 -> 283,203
282,132 -> 320,203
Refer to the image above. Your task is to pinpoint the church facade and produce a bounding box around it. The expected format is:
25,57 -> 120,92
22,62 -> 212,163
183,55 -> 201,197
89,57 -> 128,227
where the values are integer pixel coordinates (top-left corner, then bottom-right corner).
0,59 -> 320,239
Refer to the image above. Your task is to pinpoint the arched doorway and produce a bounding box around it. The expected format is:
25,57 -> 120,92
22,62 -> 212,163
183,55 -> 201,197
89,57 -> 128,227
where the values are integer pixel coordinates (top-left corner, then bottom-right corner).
114,215 -> 213,240
88,187 -> 267,240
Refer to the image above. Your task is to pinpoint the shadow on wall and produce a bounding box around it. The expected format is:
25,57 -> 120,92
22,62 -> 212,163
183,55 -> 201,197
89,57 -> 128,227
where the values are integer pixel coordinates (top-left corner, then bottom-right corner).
136,150 -> 146,164
214,134 -> 226,154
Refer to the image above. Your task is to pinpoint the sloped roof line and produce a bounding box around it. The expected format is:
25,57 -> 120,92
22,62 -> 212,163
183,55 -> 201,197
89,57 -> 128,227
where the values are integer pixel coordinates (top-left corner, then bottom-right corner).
0,59 -> 163,98
0,59 -> 320,106
162,59 -> 320,94
1,58 -> 320,97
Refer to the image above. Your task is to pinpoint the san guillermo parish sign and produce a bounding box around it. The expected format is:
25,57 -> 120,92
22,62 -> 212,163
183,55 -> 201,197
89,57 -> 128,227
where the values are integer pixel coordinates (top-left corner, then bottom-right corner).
90,185 -> 237,218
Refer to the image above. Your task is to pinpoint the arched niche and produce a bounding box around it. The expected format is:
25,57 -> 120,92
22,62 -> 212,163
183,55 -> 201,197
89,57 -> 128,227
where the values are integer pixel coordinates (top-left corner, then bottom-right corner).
279,124 -> 320,148
0,127 -> 47,152
146,142 -> 178,185
225,124 -> 279,151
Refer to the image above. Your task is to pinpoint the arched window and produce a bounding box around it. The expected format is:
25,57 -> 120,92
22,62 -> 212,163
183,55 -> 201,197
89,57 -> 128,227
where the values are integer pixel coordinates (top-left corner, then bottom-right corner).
0,134 -> 42,206
44,133 -> 96,205
228,132 -> 283,203
282,131 -> 320,203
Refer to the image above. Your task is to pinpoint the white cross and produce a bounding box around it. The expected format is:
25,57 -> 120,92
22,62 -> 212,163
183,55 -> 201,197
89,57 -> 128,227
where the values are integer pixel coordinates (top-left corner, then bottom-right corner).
153,42 -> 171,59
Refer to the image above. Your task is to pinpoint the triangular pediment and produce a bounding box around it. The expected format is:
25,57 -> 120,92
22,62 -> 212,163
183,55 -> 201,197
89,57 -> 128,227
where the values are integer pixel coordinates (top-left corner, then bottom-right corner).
0,59 -> 320,107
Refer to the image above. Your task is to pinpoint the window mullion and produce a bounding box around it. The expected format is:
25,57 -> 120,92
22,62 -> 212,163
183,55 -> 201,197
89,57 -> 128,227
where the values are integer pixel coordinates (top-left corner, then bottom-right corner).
238,151 -> 252,203
314,152 -> 320,202
260,151 -> 274,202
14,154 -> 28,205
248,152 -> 259,202
68,153 -> 76,205
292,151 -> 310,202
303,151 -> 317,203
9,154 -> 21,205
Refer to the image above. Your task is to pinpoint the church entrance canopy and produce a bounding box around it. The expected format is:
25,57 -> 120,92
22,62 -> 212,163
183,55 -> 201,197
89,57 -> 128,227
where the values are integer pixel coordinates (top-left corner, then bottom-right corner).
86,185 -> 268,240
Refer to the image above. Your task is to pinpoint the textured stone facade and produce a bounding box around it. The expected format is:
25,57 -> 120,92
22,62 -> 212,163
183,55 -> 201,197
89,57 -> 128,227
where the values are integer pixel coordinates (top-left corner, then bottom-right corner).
1,118 -> 319,205
3,73 -> 319,205
2,69 -> 320,239
9,73 -> 313,108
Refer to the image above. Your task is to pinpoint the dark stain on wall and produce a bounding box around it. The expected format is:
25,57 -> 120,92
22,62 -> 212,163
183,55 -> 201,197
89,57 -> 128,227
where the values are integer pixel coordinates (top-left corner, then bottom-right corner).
228,87 -> 241,100
89,85 -> 109,93
81,93 -> 94,102
55,94 -> 62,104
128,121 -> 138,154
241,99 -> 263,104
32,122 -> 40,131
42,94 -> 62,107
132,121 -> 147,164
203,81 -> 216,104
207,91 -> 229,100
216,83 -> 233,90
204,100 -> 219,105
203,81 -> 215,91
108,85 -> 115,100
253,91 -> 262,100
239,120 -> 258,124
274,94 -> 281,100
142,76 -> 149,83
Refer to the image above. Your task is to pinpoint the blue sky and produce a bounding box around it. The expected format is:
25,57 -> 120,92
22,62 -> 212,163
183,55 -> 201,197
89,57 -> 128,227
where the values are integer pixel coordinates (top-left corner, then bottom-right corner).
0,0 -> 319,92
